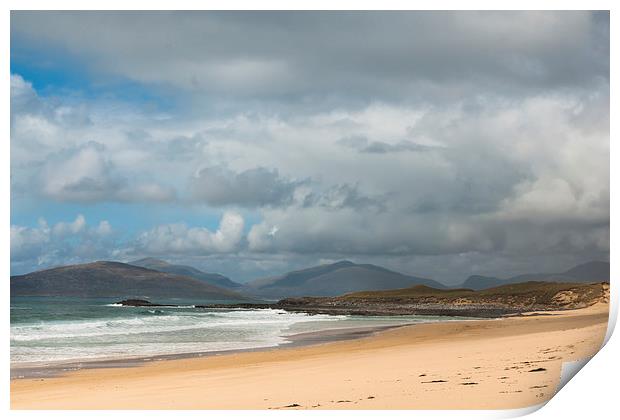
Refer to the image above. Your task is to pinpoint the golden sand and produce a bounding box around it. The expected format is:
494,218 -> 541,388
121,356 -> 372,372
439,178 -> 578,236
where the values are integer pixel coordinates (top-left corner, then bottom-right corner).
11,303 -> 608,410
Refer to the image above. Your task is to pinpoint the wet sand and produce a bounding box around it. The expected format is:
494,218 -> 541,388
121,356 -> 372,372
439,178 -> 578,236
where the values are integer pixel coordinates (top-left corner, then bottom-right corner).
11,303 -> 608,410
11,324 -> 403,380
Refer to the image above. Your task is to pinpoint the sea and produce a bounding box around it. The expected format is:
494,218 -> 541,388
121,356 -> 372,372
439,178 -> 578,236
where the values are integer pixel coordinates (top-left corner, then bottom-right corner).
11,296 -> 469,372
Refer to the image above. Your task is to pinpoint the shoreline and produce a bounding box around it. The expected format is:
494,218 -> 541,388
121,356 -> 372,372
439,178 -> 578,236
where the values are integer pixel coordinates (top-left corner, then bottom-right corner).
11,323 -> 413,380
11,302 -> 609,409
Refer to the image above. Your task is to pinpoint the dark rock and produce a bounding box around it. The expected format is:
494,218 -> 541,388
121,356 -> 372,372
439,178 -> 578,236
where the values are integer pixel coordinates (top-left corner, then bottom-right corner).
115,299 -> 175,307
195,280 -> 608,317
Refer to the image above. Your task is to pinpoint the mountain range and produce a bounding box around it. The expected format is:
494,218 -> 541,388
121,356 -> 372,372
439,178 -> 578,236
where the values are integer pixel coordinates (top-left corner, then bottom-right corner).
10,259 -> 609,301
241,260 -> 446,299
460,261 -> 610,290
10,261 -> 245,300
129,258 -> 242,289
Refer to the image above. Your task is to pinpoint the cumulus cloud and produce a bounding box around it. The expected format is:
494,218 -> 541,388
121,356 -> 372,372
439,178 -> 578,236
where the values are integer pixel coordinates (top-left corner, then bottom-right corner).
11,215 -> 115,272
11,220 -> 51,263
11,74 -> 178,205
133,211 -> 245,255
339,136 -> 435,154
11,74 -> 45,118
41,142 -> 123,202
244,90 -> 609,268
39,142 -> 176,203
190,166 -> 301,207
51,214 -> 87,236
301,183 -> 386,212
247,207 -> 497,256
9,12 -> 610,281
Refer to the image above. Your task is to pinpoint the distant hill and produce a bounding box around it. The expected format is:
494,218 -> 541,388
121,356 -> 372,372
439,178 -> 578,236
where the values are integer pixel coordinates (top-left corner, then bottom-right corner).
563,261 -> 610,281
11,259 -> 609,301
460,275 -> 502,291
129,258 -> 242,289
272,281 -> 610,317
461,261 -> 610,290
10,261 -> 247,300
243,260 -> 445,298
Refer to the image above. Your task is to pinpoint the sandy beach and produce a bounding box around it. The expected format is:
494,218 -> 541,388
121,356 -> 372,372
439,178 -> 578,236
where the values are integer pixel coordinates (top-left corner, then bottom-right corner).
11,303 -> 609,410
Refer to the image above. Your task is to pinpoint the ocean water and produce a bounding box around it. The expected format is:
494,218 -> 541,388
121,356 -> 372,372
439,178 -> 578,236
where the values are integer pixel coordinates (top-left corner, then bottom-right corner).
11,296 -> 465,367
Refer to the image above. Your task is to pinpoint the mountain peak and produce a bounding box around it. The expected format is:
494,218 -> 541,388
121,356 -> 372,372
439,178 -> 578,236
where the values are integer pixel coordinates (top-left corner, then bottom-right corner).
461,261 -> 609,290
130,257 -> 169,266
246,260 -> 444,298
129,258 -> 242,289
11,260 -> 245,300
331,260 -> 356,267
562,261 -> 609,281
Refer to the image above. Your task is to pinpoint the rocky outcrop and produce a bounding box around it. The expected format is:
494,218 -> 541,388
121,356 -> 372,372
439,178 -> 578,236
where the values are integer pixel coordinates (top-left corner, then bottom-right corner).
148,281 -> 609,318
115,299 -> 177,307
269,282 -> 609,317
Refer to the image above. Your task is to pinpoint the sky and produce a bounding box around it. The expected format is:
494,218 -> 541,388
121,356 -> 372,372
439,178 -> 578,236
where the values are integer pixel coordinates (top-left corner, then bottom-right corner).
9,11 -> 610,285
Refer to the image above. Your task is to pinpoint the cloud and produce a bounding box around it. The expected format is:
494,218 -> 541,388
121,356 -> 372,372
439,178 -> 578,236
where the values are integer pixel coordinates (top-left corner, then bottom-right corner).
11,74 -> 44,118
339,136 -> 436,154
11,74 -> 178,205
11,87 -> 609,279
39,142 -> 176,203
301,183 -> 386,212
133,211 -> 245,255
9,12 -> 610,281
11,215 -> 115,272
247,207 -> 498,256
51,214 -> 86,236
361,141 -> 433,154
41,142 -> 122,202
244,91 -> 609,265
11,11 -> 609,104
11,212 -> 247,274
190,166 -> 301,208
11,221 -> 50,263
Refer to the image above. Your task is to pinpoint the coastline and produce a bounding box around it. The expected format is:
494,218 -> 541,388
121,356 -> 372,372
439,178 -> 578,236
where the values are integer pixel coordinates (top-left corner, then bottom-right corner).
11,302 -> 608,410
10,323 -> 411,380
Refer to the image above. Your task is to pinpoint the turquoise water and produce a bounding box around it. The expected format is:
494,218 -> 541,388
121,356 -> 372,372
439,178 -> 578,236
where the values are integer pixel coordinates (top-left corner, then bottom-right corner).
11,296 -> 464,367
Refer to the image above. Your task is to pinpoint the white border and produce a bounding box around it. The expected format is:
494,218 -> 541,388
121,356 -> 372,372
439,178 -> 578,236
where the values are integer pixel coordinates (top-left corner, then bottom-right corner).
0,1 -> 618,11
2,2 -> 616,420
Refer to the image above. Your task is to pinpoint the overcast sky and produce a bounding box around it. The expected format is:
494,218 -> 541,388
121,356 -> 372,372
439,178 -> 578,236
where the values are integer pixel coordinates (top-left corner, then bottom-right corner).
10,11 -> 610,284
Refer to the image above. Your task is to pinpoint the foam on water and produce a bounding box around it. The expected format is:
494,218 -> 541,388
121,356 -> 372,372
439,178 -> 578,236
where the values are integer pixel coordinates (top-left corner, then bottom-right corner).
10,305 -> 346,365
12,310 -> 339,342
10,297 -> 467,367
